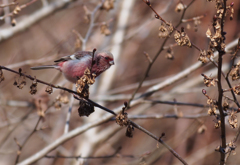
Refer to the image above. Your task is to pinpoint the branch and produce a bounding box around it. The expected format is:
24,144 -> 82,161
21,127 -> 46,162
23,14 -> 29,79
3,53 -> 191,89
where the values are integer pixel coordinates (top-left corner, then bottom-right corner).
216,1 -> 227,164
0,0 -> 38,21
82,0 -> 105,50
127,113 -> 208,120
0,0 -> 72,42
0,66 -> 185,164
15,116 -> 43,164
140,38 -> 239,98
128,0 -> 198,107
45,147 -> 134,159
130,121 -> 188,165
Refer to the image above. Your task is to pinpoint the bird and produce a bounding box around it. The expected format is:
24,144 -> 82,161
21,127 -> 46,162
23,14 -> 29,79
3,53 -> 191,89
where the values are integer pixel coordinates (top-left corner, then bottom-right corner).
31,50 -> 114,83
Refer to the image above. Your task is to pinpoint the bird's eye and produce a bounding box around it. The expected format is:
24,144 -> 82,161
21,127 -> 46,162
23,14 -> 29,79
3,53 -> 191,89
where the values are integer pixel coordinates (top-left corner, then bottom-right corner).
105,57 -> 109,60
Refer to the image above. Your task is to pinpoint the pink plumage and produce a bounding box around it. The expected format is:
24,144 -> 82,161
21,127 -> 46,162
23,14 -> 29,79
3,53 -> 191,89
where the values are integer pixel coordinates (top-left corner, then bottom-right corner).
31,50 -> 114,83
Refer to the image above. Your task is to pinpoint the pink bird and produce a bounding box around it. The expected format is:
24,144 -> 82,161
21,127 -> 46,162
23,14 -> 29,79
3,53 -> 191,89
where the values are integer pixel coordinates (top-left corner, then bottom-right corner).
31,50 -> 114,83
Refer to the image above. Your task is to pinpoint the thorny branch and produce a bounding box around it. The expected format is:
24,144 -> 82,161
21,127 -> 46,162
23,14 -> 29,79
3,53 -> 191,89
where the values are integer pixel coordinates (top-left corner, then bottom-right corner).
0,65 -> 187,165
0,65 -> 116,115
215,0 -> 227,164
128,0 -> 198,108
0,0 -> 238,164
134,1 -> 239,165
4,37 -> 239,164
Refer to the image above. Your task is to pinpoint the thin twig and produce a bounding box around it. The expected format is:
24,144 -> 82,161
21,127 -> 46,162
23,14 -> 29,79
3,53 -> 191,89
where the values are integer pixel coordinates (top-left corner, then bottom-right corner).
143,99 -> 209,108
130,121 -> 188,165
1,39 -> 238,165
0,1 -> 17,8
224,40 -> 240,163
15,116 -> 43,164
128,0 -> 198,107
90,48 -> 97,72
82,0 -> 105,50
225,125 -> 240,163
6,55 -> 56,69
45,147 -> 134,159
0,0 -> 39,20
0,0 -> 72,42
127,113 -> 209,119
140,38 -> 239,99
224,39 -> 240,108
64,85 -> 75,134
0,108 -> 33,148
217,0 -> 227,164
1,66 -> 186,165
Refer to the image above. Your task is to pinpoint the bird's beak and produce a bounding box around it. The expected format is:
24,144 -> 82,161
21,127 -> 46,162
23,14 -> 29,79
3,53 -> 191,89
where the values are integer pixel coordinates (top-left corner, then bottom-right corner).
109,61 -> 114,65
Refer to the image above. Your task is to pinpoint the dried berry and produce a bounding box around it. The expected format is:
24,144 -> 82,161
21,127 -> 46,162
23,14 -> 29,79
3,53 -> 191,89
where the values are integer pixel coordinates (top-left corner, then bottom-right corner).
202,74 -> 216,87
208,107 -> 216,116
233,86 -> 240,95
76,67 -> 96,98
45,85 -> 53,94
175,2 -> 184,13
102,0 -> 115,11
54,101 -> 61,110
29,77 -> 37,95
17,77 -> 26,89
36,100 -> 45,117
13,5 -> 21,15
198,125 -> 207,134
202,89 -> 207,95
146,0 -> 151,6
126,124 -> 134,138
0,69 -> 4,83
78,99 -> 94,117
198,50 -> 208,63
215,120 -> 221,129
165,48 -> 174,60
158,23 -> 173,38
159,24 -> 169,38
206,28 -> 212,38
228,111 -> 238,129
174,31 -> 191,47
230,66 -> 240,81
100,23 -> 111,36
11,19 -> 16,26
223,100 -> 229,111
116,111 -> 129,127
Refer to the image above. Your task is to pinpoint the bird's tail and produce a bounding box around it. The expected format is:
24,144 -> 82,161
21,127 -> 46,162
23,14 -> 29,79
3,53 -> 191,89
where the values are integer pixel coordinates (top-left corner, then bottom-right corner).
31,65 -> 57,70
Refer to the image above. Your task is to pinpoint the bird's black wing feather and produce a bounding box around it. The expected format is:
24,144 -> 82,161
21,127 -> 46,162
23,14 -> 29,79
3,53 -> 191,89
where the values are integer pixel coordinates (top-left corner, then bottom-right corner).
54,51 -> 93,63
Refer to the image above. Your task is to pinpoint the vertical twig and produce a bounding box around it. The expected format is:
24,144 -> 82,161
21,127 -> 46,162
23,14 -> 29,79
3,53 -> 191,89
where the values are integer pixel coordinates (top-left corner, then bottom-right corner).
90,48 -> 97,73
2,0 -> 11,24
224,39 -> 240,108
15,116 -> 43,164
130,121 -> 188,165
217,1 -> 227,164
128,0 -> 197,106
64,85 -> 75,134
217,51 -> 226,165
82,0 -> 105,50
225,125 -> 240,163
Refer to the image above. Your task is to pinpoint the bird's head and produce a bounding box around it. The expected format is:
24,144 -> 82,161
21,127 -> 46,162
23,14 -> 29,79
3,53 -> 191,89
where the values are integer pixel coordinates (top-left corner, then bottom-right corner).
95,50 -> 114,67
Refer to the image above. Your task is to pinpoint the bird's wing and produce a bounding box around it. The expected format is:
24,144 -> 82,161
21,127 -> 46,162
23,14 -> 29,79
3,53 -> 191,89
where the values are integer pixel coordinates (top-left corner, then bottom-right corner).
54,51 -> 93,63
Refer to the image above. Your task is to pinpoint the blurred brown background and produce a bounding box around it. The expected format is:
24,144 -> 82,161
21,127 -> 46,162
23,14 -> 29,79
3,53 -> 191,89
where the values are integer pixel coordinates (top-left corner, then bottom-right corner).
0,0 -> 240,164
